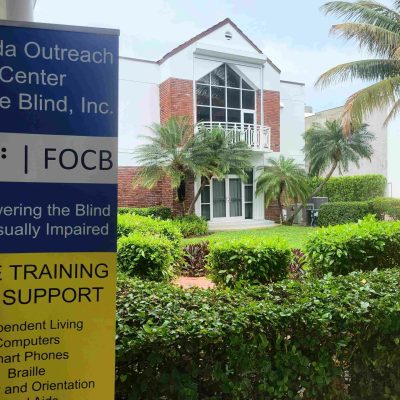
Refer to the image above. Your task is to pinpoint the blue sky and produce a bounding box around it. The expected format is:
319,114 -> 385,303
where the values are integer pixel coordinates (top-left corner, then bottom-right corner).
35,0 -> 390,111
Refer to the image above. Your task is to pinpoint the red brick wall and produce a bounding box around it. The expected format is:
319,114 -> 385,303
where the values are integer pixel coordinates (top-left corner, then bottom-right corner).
160,78 -> 194,125
256,90 -> 280,152
265,201 -> 282,223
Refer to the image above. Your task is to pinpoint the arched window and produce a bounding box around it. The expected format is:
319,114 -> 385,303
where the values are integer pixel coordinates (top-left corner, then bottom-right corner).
196,64 -> 256,126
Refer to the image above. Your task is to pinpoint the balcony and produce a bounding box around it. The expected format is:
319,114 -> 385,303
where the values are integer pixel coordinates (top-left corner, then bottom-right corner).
197,122 -> 271,151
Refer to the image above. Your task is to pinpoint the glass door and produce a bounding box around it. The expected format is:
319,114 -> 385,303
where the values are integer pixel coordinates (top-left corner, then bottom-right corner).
229,178 -> 242,217
212,179 -> 226,218
242,110 -> 255,146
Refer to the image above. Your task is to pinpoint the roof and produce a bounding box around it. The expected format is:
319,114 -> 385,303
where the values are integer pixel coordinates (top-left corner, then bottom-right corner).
157,17 -> 280,72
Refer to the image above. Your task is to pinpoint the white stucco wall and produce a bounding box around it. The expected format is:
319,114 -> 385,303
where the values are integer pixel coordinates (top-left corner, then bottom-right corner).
0,1 -> 6,19
387,117 -> 400,197
118,58 -> 160,166
280,81 -> 305,164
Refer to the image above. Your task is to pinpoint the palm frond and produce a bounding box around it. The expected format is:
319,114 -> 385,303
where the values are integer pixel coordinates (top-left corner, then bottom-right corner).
330,22 -> 400,56
321,1 -> 400,31
316,59 -> 400,88
384,98 -> 400,124
341,76 -> 400,133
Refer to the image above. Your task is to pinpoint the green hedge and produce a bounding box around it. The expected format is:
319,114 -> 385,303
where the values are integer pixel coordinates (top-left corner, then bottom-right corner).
311,174 -> 386,202
317,201 -> 372,226
306,218 -> 400,276
174,215 -> 208,238
116,269 -> 400,399
207,238 -> 292,287
118,206 -> 172,220
370,197 -> 400,220
117,214 -> 183,267
117,233 -> 174,281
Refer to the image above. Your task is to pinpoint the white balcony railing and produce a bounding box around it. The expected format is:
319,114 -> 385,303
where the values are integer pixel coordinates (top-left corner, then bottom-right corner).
197,122 -> 271,151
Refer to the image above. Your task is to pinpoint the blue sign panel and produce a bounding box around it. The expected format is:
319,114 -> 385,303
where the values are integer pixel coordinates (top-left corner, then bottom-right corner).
0,25 -> 118,137
0,182 -> 117,253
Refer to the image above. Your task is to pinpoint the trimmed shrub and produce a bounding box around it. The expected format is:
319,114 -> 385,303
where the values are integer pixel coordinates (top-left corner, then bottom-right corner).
310,174 -> 387,202
317,201 -> 372,226
182,241 -> 209,277
117,214 -> 183,266
174,215 -> 208,237
370,197 -> 400,221
306,218 -> 400,276
117,233 -> 174,281
118,206 -> 172,220
116,269 -> 400,399
207,238 -> 292,287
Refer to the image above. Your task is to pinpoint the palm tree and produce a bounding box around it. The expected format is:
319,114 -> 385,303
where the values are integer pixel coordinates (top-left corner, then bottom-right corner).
317,0 -> 400,134
256,156 -> 310,223
133,118 -> 254,216
132,117 -> 195,215
186,126 -> 254,214
286,119 -> 374,224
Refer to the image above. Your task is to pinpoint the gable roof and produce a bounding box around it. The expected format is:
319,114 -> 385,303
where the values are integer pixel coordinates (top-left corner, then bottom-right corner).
157,17 -> 280,72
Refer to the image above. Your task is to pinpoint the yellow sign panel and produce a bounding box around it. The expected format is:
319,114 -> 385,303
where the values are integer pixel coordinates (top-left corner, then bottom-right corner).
0,252 -> 116,399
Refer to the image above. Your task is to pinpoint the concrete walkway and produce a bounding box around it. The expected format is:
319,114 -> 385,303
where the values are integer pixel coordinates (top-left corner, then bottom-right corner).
174,276 -> 215,289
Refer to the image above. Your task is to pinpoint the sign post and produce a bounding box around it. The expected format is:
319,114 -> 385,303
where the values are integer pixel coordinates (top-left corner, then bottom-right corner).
0,21 -> 119,399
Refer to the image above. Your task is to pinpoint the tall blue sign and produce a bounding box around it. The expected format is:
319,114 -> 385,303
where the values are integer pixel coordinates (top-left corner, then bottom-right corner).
0,21 -> 119,399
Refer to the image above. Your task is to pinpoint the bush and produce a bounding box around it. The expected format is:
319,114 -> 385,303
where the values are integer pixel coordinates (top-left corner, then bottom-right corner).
207,238 -> 292,287
317,201 -> 372,226
370,197 -> 400,221
310,174 -> 387,202
118,206 -> 172,220
117,233 -> 174,281
116,269 -> 400,399
117,214 -> 183,266
174,215 -> 208,237
306,218 -> 400,276
182,242 -> 209,277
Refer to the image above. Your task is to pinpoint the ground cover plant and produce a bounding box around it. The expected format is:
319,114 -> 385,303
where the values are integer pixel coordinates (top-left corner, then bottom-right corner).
116,269 -> 400,399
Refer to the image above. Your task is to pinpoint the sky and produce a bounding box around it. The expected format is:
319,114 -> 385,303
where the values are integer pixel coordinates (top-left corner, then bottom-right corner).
35,0 -> 399,194
34,0 -> 384,112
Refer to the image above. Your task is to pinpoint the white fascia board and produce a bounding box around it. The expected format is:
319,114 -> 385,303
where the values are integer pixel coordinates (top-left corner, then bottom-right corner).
194,43 -> 268,65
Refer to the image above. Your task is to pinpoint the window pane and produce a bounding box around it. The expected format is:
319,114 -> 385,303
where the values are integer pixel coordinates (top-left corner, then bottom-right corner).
242,80 -> 252,90
212,107 -> 226,122
227,109 -> 241,123
242,90 -> 255,110
211,65 -> 225,86
227,66 -> 240,88
201,204 -> 210,221
243,112 -> 254,124
198,73 -> 210,84
227,88 -> 240,108
245,203 -> 253,219
197,106 -> 210,123
211,86 -> 225,107
245,186 -> 253,202
196,84 -> 210,106
201,185 -> 210,203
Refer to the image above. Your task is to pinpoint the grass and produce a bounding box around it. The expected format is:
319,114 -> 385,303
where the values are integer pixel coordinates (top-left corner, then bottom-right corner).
185,225 -> 314,249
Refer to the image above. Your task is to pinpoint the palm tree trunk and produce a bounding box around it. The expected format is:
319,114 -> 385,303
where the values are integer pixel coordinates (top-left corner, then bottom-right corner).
277,194 -> 284,224
187,178 -> 207,215
286,161 -> 338,225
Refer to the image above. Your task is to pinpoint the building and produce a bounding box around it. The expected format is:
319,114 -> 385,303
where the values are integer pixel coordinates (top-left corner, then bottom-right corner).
0,0 -> 35,21
305,106 -> 388,178
119,18 -> 305,225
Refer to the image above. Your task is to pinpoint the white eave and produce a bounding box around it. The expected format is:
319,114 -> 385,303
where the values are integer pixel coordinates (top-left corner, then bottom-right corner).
194,43 -> 268,65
